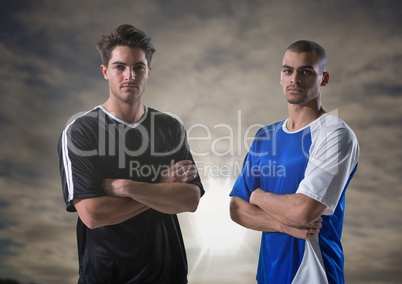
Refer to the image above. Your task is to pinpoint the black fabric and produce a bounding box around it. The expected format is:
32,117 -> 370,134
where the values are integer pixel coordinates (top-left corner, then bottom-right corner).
58,106 -> 204,284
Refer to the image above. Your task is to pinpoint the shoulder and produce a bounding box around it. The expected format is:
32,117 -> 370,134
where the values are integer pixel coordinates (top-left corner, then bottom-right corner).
59,107 -> 102,149
255,120 -> 285,138
310,113 -> 360,159
312,113 -> 358,142
63,107 -> 101,134
58,107 -> 102,158
147,107 -> 184,129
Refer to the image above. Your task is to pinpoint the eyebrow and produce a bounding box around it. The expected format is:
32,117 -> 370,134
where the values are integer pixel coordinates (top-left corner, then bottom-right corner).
111,61 -> 146,66
112,61 -> 127,65
282,64 -> 315,70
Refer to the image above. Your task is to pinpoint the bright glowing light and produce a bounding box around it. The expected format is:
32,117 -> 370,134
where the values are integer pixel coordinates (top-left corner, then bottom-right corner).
192,178 -> 247,256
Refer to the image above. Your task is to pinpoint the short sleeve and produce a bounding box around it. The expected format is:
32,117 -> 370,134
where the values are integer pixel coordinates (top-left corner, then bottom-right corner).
58,119 -> 105,212
175,123 -> 205,197
297,120 -> 359,215
230,129 -> 264,202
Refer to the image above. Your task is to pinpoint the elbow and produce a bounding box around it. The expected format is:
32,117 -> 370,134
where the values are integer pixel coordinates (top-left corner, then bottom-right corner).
287,207 -> 323,227
288,212 -> 312,227
184,195 -> 200,213
187,201 -> 199,213
74,200 -> 105,229
173,185 -> 201,214
186,188 -> 201,213
285,194 -> 326,227
230,210 -> 241,226
229,198 -> 242,225
79,214 -> 104,229
85,221 -> 101,230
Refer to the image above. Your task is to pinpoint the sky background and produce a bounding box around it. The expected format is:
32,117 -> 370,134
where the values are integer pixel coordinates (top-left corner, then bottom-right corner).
1,0 -> 401,283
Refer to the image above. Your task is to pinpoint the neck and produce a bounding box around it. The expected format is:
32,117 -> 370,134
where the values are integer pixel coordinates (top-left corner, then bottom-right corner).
286,103 -> 325,131
102,99 -> 145,124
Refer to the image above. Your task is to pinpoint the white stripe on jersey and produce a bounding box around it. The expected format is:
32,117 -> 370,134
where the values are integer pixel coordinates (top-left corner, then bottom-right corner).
292,238 -> 329,284
61,106 -> 99,203
62,127 -> 74,202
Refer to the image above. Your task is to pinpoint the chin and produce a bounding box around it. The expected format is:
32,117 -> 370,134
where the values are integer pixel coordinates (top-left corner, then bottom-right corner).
286,93 -> 308,104
286,96 -> 301,104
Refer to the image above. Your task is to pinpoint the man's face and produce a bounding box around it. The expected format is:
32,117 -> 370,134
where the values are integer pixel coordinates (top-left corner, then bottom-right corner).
101,46 -> 151,104
280,50 -> 328,105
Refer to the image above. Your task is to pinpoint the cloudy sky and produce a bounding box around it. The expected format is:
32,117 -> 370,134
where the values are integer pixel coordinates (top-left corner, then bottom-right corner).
1,0 -> 401,283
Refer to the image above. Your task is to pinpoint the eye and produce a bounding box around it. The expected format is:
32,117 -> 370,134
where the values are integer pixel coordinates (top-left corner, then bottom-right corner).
301,70 -> 313,76
133,65 -> 146,72
115,64 -> 126,71
282,69 -> 292,75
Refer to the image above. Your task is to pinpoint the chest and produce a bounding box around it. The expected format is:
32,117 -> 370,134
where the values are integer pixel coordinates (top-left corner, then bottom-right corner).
97,122 -> 179,182
255,129 -> 312,194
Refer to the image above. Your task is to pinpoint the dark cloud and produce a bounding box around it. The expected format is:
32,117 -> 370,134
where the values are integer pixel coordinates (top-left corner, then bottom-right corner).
0,0 -> 401,283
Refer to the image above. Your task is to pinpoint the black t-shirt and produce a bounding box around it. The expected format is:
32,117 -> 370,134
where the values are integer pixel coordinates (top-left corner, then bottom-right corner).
58,106 -> 204,284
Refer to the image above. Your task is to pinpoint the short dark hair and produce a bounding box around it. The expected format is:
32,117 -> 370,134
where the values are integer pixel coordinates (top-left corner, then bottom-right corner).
286,40 -> 327,73
96,24 -> 156,66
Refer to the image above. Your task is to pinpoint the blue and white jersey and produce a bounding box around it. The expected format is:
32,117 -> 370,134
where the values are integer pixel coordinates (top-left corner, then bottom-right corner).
230,113 -> 359,284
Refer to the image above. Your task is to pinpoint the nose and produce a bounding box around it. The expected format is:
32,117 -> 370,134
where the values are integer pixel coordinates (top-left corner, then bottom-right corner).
126,68 -> 136,81
290,73 -> 301,84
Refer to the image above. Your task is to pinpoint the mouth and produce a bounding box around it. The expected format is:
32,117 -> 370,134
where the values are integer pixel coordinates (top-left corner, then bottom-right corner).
121,84 -> 138,89
286,86 -> 303,93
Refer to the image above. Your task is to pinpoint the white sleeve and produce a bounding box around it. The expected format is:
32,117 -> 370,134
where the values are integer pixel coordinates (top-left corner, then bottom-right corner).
296,117 -> 359,215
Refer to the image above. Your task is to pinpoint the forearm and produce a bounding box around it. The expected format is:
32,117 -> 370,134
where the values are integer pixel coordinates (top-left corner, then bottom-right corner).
230,196 -> 322,239
106,179 -> 201,214
230,196 -> 282,232
74,196 -> 149,229
250,189 -> 325,227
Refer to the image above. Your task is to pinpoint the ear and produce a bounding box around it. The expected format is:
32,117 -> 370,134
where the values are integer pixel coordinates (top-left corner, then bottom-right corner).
100,65 -> 108,80
321,71 -> 329,86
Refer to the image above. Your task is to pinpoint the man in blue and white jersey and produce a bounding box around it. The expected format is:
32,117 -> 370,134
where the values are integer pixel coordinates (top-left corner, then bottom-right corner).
230,40 -> 359,284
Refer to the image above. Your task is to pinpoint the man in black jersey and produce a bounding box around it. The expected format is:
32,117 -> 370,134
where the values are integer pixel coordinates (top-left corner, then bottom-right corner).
58,24 -> 204,284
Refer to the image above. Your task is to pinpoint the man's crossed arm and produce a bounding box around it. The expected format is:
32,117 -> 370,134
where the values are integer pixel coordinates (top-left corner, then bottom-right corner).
74,160 -> 200,229
230,189 -> 325,240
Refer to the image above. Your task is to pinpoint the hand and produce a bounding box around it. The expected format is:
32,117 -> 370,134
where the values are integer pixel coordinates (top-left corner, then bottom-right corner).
159,160 -> 198,183
249,188 -> 264,205
282,217 -> 323,239
102,179 -> 130,197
